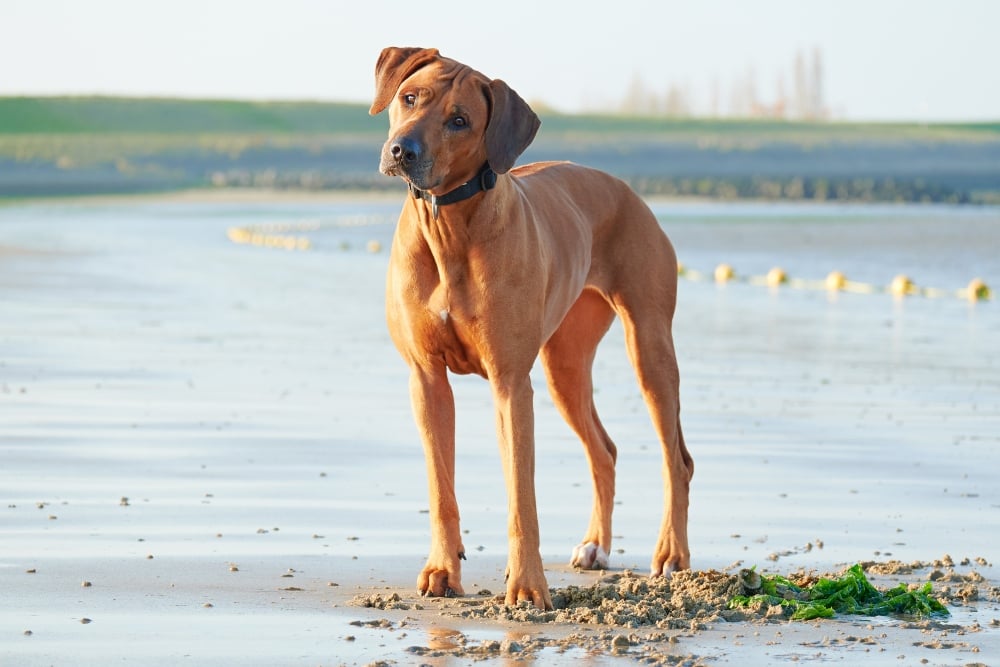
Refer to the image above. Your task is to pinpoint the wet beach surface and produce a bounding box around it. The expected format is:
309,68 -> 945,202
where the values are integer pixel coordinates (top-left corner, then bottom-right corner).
2,194 -> 998,665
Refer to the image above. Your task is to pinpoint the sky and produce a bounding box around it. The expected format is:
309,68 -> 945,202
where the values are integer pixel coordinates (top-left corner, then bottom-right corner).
2,0 -> 998,122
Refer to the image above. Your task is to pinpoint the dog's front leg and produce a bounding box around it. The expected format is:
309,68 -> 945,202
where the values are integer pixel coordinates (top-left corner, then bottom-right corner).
410,365 -> 466,598
492,374 -> 553,610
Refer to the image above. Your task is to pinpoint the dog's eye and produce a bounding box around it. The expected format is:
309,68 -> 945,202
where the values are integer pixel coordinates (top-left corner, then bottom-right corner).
403,93 -> 416,107
450,116 -> 467,128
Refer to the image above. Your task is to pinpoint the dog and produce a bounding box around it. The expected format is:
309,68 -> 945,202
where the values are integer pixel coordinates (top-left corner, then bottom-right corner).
369,47 -> 693,610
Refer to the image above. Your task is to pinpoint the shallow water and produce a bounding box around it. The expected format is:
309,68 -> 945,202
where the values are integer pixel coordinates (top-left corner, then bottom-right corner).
2,196 -> 999,665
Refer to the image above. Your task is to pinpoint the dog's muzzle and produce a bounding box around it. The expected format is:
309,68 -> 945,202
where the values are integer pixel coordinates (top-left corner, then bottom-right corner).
389,136 -> 422,168
380,135 -> 432,186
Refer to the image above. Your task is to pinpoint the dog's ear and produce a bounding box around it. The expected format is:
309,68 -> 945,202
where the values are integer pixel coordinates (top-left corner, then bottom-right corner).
484,79 -> 541,175
369,47 -> 440,115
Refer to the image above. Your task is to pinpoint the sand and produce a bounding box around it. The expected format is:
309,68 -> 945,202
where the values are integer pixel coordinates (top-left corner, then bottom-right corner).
1,193 -> 999,665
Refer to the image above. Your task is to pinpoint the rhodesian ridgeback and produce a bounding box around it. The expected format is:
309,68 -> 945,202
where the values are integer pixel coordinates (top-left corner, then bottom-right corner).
370,47 -> 693,610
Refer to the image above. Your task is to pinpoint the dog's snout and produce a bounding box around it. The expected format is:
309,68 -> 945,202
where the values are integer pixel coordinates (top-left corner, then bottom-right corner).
390,137 -> 422,166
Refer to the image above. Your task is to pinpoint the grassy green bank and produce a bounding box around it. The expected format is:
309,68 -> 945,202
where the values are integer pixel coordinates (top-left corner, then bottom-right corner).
2,96 -> 998,202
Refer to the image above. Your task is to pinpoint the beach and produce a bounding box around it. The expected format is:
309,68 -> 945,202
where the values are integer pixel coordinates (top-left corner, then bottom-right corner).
1,192 -> 998,665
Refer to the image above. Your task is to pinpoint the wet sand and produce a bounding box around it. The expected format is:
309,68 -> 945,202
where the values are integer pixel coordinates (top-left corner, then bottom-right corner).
1,193 -> 998,665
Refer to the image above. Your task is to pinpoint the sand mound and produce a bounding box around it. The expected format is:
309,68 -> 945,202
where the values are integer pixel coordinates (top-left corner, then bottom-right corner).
350,560 -> 995,664
354,559 -> 994,627
457,569 -> 747,629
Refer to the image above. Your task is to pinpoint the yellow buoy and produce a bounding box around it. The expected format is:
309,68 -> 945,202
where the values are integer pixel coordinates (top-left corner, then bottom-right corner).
890,274 -> 914,296
714,263 -> 735,283
825,271 -> 846,291
677,261 -> 686,276
367,239 -> 382,254
227,227 -> 249,244
766,267 -> 787,287
967,278 -> 991,301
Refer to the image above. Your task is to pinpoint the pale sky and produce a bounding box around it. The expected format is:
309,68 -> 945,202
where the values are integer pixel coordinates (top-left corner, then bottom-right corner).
3,0 -> 998,121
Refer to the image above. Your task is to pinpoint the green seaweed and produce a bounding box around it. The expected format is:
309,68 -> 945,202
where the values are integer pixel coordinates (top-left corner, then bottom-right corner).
728,564 -> 949,621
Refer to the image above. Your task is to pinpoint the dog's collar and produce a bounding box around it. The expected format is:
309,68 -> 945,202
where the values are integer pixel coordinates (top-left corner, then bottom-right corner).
408,162 -> 497,219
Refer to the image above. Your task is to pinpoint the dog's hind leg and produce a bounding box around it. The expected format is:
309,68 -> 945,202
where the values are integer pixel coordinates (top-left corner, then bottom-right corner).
615,292 -> 693,577
540,288 -> 618,570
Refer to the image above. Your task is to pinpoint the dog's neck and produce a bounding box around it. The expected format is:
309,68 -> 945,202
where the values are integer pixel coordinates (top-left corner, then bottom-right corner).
408,163 -> 497,220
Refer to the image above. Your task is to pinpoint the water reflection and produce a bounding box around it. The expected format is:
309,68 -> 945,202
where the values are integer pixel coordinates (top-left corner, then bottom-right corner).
427,626 -> 464,650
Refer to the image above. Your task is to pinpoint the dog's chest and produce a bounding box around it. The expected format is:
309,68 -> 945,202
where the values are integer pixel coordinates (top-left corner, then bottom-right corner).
401,252 -> 487,377
425,287 -> 485,376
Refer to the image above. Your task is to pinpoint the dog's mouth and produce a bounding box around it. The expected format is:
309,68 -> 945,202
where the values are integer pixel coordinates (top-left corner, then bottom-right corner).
380,153 -> 438,191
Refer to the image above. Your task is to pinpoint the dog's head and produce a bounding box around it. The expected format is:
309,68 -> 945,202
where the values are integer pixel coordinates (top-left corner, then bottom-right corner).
369,47 -> 540,194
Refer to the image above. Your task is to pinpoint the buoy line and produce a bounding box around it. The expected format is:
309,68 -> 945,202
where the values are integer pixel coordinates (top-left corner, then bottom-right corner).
226,221 -> 383,253
226,226 -> 313,251
687,263 -> 992,302
225,224 -> 990,302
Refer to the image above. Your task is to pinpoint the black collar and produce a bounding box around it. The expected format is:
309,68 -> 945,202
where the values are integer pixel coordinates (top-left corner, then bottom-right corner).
408,162 -> 497,219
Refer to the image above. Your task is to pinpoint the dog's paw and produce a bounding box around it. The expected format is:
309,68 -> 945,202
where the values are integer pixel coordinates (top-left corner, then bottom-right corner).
417,562 -> 465,598
650,546 -> 690,578
570,541 -> 609,570
650,561 -> 679,578
504,562 -> 553,610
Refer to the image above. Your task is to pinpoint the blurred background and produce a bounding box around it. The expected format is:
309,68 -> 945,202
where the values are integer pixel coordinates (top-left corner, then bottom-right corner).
2,0 -> 998,201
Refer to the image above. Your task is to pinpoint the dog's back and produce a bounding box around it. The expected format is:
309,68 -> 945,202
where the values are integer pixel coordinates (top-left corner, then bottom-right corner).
511,160 -> 678,296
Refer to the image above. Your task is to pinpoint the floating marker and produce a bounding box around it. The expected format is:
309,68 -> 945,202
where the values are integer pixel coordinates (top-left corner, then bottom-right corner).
766,267 -> 787,287
714,263 -> 735,283
890,274 -> 914,296
967,278 -> 991,301
825,271 -> 846,291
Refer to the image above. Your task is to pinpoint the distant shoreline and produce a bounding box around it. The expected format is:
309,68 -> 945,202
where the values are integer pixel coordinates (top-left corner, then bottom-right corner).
3,97 -> 999,204
0,187 -> 405,207
5,186 -> 998,211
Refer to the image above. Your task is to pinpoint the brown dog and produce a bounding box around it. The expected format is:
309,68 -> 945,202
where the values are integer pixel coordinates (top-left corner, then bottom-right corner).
369,47 -> 693,610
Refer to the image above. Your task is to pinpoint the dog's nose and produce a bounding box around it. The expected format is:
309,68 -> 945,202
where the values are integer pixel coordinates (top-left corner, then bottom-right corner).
390,137 -> 422,166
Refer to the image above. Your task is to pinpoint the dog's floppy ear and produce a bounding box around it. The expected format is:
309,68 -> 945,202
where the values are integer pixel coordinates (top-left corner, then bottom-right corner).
369,47 -> 440,115
484,79 -> 541,175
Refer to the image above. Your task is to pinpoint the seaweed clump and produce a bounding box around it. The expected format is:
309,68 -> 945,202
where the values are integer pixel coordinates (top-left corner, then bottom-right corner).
728,563 -> 950,621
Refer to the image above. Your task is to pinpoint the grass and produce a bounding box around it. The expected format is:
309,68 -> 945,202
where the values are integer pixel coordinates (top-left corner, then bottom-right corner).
0,97 -> 385,136
3,96 -> 998,143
